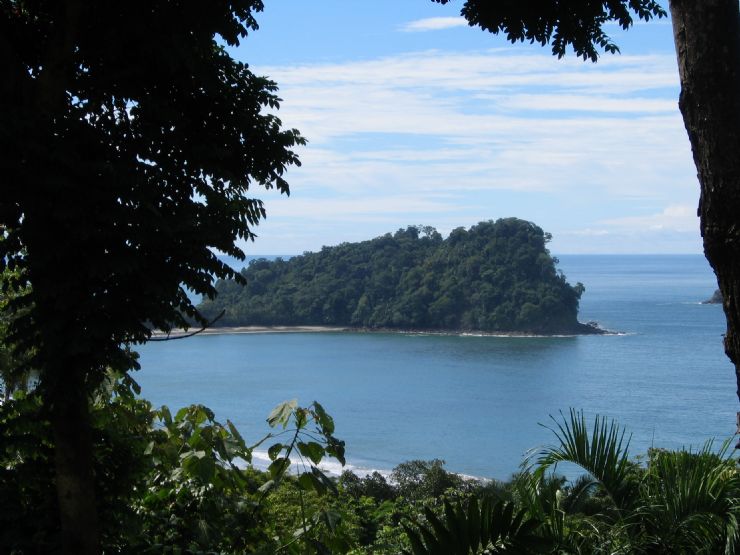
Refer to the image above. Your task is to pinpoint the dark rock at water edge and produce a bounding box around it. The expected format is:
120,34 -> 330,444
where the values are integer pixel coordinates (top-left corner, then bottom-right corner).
702,289 -> 723,304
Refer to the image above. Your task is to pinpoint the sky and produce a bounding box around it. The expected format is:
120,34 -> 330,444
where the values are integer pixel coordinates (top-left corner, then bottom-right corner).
227,1 -> 698,255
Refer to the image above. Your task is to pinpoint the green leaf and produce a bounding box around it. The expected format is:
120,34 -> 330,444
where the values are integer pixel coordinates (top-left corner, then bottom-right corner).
325,438 -> 346,466
311,466 -> 337,495
175,406 -> 190,422
320,509 -> 342,533
268,442 -> 284,461
297,470 -> 326,495
268,457 -> 289,479
226,419 -> 245,443
313,401 -> 335,434
183,453 -> 215,483
423,507 -> 456,553
158,405 -> 172,426
536,409 -> 634,510
444,501 -> 466,550
297,441 -> 325,465
267,399 -> 297,428
224,437 -> 250,463
295,407 -> 308,429
402,523 -> 428,555
466,497 -> 480,550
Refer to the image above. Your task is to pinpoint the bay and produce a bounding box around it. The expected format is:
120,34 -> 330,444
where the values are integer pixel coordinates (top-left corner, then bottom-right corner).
136,254 -> 734,480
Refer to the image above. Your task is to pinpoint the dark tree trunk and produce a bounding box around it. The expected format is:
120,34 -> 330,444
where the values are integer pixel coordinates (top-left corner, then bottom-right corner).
29,2 -> 102,552
669,1 -> 740,422
47,370 -> 100,555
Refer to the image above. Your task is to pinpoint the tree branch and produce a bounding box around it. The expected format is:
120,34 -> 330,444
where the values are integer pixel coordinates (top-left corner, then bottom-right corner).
149,310 -> 226,341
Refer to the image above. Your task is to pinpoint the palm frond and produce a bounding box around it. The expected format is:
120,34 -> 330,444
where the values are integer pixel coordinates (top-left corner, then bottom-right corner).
639,439 -> 740,554
534,409 -> 636,512
402,498 -> 551,554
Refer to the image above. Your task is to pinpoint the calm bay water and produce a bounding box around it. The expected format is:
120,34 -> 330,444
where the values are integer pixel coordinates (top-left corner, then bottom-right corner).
136,255 -> 735,480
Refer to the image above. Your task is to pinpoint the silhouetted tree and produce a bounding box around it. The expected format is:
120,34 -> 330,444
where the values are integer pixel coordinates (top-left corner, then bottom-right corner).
0,1 -> 303,552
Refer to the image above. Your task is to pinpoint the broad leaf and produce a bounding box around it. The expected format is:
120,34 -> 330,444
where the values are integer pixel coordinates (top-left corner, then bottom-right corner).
297,441 -> 325,465
267,399 -> 297,428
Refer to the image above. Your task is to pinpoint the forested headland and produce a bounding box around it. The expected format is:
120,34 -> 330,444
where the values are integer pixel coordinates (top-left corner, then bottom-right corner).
199,218 -> 599,335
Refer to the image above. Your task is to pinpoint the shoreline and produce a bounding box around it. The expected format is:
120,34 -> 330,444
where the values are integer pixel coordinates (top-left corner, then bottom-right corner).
150,325 -> 349,338
152,323 -> 612,339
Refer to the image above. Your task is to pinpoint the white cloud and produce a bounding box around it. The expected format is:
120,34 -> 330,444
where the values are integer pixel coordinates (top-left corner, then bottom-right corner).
550,205 -> 702,253
600,204 -> 698,232
493,94 -> 676,113
399,17 -> 468,32
562,228 -> 611,237
249,50 -> 700,253
265,52 -> 677,94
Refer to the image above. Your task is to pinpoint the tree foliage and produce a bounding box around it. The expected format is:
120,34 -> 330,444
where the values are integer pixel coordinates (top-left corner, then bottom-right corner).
400,412 -> 740,555
402,498 -> 550,555
200,218 -> 592,334
433,0 -> 666,61
0,375 -> 346,554
0,2 -> 304,549
0,0 -> 304,381
3,374 -> 738,554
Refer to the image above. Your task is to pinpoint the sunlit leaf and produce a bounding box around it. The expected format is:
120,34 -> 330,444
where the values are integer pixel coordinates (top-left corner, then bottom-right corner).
267,399 -> 297,428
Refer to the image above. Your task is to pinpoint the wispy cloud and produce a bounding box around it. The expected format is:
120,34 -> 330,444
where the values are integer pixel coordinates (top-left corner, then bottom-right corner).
600,204 -> 698,232
399,17 -> 468,32
493,94 -> 676,113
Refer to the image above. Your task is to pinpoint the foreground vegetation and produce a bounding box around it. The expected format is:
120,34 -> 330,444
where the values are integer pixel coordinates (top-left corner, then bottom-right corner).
2,374 -> 737,554
4,2 -> 740,553
200,219 -> 595,335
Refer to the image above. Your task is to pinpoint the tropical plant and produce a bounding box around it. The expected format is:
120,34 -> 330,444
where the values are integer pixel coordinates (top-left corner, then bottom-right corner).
0,368 -> 348,554
401,410 -> 740,554
532,409 -> 740,553
402,497 -> 551,554
637,442 -> 740,553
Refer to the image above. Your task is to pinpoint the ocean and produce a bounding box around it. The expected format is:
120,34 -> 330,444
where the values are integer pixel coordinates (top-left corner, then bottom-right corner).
136,254 -> 735,481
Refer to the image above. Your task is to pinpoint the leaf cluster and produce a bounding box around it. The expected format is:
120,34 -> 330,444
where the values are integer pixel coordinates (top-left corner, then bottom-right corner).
0,0 -> 304,392
432,0 -> 667,61
0,374 -> 349,554
4,383 -> 739,554
385,412 -> 740,555
403,498 -> 550,554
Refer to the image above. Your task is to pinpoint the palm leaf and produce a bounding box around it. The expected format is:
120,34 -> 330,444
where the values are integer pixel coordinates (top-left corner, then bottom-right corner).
639,439 -> 740,554
534,409 -> 636,512
402,498 -> 549,554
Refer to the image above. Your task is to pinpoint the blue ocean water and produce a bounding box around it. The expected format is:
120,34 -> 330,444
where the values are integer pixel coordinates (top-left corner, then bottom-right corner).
136,255 -> 734,480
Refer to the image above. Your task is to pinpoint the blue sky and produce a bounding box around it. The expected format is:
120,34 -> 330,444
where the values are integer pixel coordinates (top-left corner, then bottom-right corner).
228,1 -> 697,255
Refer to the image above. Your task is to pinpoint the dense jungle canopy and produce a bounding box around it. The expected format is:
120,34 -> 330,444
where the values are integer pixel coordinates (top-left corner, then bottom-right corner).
200,218 -> 594,335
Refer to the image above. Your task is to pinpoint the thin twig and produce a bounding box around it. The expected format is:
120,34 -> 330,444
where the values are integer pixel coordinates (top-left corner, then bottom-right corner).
149,310 -> 225,342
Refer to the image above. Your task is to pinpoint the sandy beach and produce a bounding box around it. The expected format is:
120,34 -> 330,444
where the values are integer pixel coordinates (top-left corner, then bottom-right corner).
150,323 -> 609,339
150,325 -> 350,338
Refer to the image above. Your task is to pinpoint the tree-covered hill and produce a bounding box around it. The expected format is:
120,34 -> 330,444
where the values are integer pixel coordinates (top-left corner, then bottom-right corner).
199,218 -> 598,334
